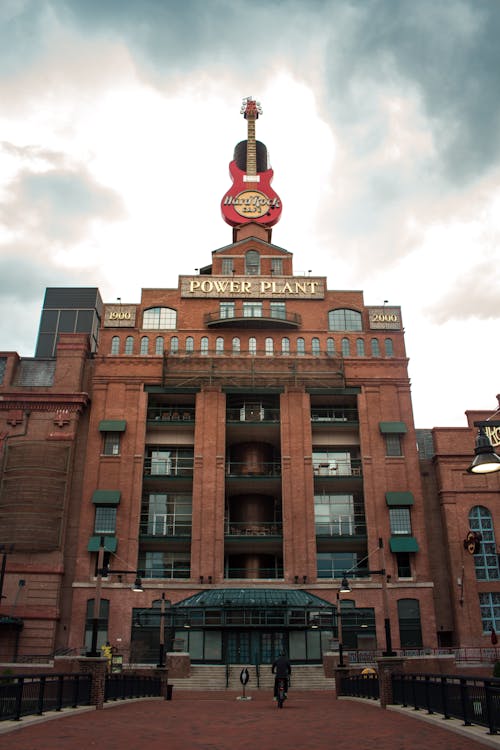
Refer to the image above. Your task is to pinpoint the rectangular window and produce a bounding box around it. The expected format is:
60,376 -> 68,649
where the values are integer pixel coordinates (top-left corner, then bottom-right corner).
385,434 -> 403,456
270,302 -> 286,319
243,302 -> 262,317
396,552 -> 412,578
141,552 -> 190,579
221,258 -> 233,275
389,508 -> 412,535
220,302 -> 235,319
94,507 -> 117,534
271,258 -> 283,274
314,494 -> 366,537
103,433 -> 120,456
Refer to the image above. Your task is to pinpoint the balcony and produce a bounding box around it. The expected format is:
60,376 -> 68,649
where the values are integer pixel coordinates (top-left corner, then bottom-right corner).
226,406 -> 280,423
315,518 -> 367,538
143,457 -> 194,478
147,407 -> 195,423
312,458 -> 362,477
204,305 -> 302,329
226,461 -> 281,477
311,408 -> 358,424
225,521 -> 282,537
139,513 -> 192,537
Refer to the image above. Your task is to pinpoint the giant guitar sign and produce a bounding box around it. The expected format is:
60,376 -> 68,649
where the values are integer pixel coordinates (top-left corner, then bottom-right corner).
221,97 -> 282,227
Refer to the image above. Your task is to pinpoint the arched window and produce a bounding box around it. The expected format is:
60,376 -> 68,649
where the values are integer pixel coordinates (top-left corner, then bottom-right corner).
265,337 -> 274,355
142,307 -> 177,329
385,338 -> 394,357
155,336 -> 164,355
469,506 -> 500,580
170,336 -> 179,354
326,338 -> 335,356
111,336 -> 120,355
397,599 -> 423,648
312,337 -> 320,356
281,337 -> 290,355
371,338 -> 380,357
216,336 -> 224,354
185,336 -> 194,353
341,337 -> 350,356
201,336 -> 209,355
125,336 -> 134,355
245,250 -> 260,275
249,337 -> 257,355
297,337 -> 305,356
328,309 -> 362,331
140,336 -> 149,355
232,337 -> 240,353
356,338 -> 365,356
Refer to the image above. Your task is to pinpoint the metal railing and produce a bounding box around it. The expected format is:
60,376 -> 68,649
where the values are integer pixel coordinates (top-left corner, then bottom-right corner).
225,521 -> 282,536
226,407 -> 280,422
143,457 -> 194,477
147,407 -> 195,422
225,461 -> 281,477
224,567 -> 284,580
312,459 -> 362,477
139,513 -> 192,537
392,673 -> 500,734
311,408 -> 358,422
315,518 -> 367,537
339,672 -> 379,700
0,673 -> 91,722
104,674 -> 162,702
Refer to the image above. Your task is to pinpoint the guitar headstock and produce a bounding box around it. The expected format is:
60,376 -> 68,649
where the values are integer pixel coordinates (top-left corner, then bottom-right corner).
241,97 -> 262,120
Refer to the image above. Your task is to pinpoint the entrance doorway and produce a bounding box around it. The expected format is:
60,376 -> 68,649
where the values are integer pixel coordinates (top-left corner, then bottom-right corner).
225,631 -> 286,663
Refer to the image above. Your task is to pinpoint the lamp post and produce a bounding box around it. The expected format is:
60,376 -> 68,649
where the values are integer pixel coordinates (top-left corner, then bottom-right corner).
87,537 -> 144,658
340,539 -> 396,658
157,593 -> 172,668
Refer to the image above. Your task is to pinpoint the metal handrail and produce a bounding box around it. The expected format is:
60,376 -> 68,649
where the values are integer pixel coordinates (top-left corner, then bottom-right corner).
311,408 -> 358,422
147,408 -> 195,422
143,457 -> 194,476
225,521 -> 282,536
225,461 -> 281,477
312,459 -> 363,477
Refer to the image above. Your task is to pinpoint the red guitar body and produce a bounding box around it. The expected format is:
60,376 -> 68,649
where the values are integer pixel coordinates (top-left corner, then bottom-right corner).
221,161 -> 282,227
221,97 -> 282,228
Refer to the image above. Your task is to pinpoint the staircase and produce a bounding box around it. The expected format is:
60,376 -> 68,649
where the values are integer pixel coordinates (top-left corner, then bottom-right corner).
168,664 -> 335,691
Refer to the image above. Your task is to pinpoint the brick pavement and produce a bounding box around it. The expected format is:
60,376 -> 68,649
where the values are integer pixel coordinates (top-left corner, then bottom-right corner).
1,691 -> 499,750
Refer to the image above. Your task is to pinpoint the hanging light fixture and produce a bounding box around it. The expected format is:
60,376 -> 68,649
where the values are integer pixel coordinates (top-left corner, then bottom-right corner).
132,576 -> 144,592
339,573 -> 351,593
467,426 -> 500,474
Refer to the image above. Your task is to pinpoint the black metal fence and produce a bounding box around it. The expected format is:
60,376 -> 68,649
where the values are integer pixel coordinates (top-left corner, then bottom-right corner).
0,673 -> 91,722
338,672 -> 380,700
392,673 -> 500,735
104,673 -> 162,701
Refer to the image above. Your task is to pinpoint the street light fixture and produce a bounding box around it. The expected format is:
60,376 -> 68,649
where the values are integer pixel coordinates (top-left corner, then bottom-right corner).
467,397 -> 500,474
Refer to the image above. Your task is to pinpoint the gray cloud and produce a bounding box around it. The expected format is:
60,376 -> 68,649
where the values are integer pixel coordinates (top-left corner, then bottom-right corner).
1,166 -> 124,243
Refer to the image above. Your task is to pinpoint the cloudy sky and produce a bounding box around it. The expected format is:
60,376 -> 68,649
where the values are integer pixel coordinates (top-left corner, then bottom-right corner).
1,0 -> 499,429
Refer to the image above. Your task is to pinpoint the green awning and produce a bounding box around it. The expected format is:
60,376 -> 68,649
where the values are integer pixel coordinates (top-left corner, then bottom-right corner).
87,536 -> 117,552
386,492 -> 414,506
99,420 -> 126,432
379,421 -> 407,434
390,536 -> 419,552
92,490 -> 121,505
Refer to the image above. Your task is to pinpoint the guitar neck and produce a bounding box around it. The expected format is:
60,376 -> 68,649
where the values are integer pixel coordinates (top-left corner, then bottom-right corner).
246,119 -> 257,176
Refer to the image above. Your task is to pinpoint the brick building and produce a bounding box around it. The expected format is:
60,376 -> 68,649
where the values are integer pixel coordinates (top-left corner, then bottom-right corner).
1,99 -> 498,665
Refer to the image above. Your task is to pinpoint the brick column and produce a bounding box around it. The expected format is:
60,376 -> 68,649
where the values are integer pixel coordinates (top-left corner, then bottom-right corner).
77,657 -> 107,709
376,657 -> 405,708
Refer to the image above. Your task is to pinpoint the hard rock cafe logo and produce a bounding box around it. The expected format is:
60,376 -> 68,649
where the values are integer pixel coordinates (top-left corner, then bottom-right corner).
223,190 -> 281,218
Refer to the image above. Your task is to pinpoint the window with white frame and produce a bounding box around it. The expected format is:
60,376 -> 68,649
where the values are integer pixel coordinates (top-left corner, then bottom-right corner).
125,336 -> 134,355
221,258 -> 233,275
111,336 -> 120,355
155,336 -> 164,355
271,258 -> 283,274
94,507 -> 117,534
281,337 -> 290,355
220,302 -> 235,319
328,309 -> 362,331
265,337 -> 274,355
140,336 -> 149,355
245,250 -> 260,275
249,337 -> 257,354
185,336 -> 194,353
201,336 -> 209,355
143,307 -> 177,330
243,301 -> 262,317
270,301 -> 286,319
389,507 -> 412,535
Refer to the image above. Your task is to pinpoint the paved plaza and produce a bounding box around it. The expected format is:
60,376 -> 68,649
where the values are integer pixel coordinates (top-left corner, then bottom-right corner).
1,691 -> 500,750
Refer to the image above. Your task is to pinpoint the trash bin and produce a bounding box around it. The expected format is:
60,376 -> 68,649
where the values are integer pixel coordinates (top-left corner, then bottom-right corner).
166,684 -> 173,701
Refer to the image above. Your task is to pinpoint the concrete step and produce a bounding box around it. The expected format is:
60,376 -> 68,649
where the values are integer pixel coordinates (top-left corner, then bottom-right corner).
169,664 -> 336,691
